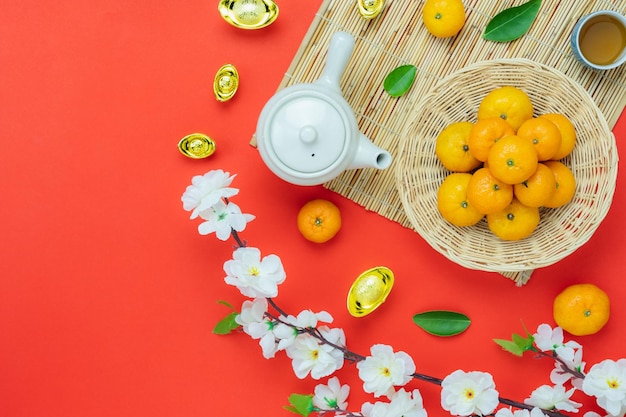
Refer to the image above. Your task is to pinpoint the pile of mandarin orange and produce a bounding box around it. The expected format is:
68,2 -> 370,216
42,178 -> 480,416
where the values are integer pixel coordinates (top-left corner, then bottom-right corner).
435,86 -> 577,241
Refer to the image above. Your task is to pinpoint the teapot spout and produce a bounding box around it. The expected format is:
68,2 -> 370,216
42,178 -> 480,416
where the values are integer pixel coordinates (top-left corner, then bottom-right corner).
350,133 -> 393,171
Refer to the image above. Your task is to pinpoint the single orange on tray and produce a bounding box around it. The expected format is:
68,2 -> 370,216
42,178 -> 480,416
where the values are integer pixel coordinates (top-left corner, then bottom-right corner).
517,117 -> 562,161
539,113 -> 577,160
422,0 -> 465,38
468,117 -> 515,162
466,167 -> 513,215
437,173 -> 484,226
553,283 -> 610,336
477,86 -> 534,131
487,135 -> 539,185
297,199 -> 342,243
435,121 -> 481,172
487,198 -> 540,241
513,163 -> 556,208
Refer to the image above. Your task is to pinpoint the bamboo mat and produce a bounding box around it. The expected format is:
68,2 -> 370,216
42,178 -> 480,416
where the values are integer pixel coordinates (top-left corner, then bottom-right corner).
255,0 -> 626,284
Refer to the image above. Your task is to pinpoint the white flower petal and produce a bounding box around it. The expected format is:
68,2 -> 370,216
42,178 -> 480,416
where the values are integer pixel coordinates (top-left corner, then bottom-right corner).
181,170 -> 239,218
223,247 -> 286,298
357,344 -> 416,398
441,370 -> 499,416
583,359 -> 626,416
285,327 -> 345,381
313,376 -> 350,411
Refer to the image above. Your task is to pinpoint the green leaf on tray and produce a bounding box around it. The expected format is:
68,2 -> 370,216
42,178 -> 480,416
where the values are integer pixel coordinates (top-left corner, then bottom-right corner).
483,0 -> 542,42
212,311 -> 240,335
413,310 -> 471,336
383,64 -> 417,97
284,394 -> 314,416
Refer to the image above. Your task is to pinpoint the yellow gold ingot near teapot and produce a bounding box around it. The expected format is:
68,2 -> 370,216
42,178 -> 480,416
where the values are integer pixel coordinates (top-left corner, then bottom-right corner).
218,0 -> 279,30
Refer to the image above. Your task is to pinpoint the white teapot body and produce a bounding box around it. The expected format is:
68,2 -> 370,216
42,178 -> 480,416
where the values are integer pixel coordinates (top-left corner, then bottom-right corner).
256,32 -> 392,186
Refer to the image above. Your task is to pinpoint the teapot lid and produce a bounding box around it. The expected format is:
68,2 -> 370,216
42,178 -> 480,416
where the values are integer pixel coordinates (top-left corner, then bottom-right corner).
257,88 -> 352,177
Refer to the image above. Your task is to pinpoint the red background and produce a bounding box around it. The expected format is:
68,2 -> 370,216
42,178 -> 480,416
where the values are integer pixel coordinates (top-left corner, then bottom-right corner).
1,1 -> 624,416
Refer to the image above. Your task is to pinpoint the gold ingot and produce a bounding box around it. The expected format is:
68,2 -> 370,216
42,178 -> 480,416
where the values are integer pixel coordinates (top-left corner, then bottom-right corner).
357,0 -> 385,20
218,0 -> 279,30
178,133 -> 216,159
213,64 -> 239,102
347,266 -> 394,317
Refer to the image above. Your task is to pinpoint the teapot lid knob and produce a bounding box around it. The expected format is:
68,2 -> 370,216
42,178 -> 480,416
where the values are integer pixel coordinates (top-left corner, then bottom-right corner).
299,125 -> 317,144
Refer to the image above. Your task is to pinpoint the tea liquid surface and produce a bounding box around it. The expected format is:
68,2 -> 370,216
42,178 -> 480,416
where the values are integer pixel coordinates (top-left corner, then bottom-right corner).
579,15 -> 626,65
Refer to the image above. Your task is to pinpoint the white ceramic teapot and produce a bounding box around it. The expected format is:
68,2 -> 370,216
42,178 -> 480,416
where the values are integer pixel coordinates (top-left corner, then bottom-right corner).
256,31 -> 393,186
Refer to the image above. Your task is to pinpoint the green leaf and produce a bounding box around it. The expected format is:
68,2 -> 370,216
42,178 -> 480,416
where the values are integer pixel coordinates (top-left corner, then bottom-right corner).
217,299 -> 236,310
512,332 -> 535,351
494,338 -> 525,356
383,64 -> 417,97
412,310 -> 471,336
284,394 -> 314,416
212,311 -> 240,335
494,331 -> 535,356
483,0 -> 542,42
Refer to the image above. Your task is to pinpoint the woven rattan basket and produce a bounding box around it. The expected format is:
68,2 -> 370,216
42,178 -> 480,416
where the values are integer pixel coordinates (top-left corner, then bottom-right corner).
395,59 -> 618,275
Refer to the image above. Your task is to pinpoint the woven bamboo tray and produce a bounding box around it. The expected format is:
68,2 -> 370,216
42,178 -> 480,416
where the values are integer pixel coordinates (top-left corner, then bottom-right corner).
396,58 -> 618,276
255,0 -> 626,284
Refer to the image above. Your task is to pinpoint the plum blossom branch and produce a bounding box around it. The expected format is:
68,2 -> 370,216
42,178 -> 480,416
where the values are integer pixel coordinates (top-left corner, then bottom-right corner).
534,350 -> 586,381
182,170 -> 626,417
230,228 -> 247,248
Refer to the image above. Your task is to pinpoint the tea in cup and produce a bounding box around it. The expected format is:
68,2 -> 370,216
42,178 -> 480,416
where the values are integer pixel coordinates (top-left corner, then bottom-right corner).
571,10 -> 626,70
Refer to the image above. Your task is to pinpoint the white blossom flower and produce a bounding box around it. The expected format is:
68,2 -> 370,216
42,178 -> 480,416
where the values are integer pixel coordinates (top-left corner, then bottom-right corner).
273,322 -> 299,351
291,309 -> 334,328
274,309 -> 334,351
197,200 -> 254,240
533,324 -> 581,362
440,370 -> 499,416
357,344 -> 416,398
525,384 -> 582,412
495,406 -> 546,417
223,247 -> 285,298
551,346 -> 586,390
235,298 -> 279,358
534,323 -> 562,351
181,169 -> 239,219
583,411 -> 621,417
582,359 -> 626,416
286,326 -> 345,380
313,377 -> 350,413
361,389 -> 427,417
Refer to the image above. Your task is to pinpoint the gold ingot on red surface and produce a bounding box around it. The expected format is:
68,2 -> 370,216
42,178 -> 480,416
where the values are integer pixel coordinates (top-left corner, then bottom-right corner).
218,0 -> 279,30
213,64 -> 239,102
357,0 -> 385,19
178,133 -> 216,159
347,266 -> 394,317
